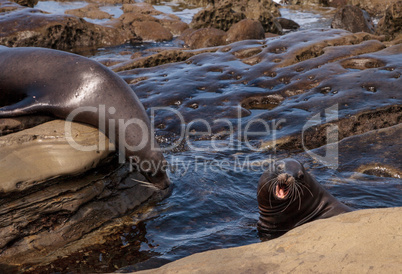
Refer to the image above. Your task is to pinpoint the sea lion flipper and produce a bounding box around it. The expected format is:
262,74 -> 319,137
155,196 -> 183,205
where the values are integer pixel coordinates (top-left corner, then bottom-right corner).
0,97 -> 40,117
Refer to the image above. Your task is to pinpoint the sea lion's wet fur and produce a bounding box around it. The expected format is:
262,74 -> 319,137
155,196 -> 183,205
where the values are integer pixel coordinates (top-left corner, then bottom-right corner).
257,159 -> 352,237
0,46 -> 170,190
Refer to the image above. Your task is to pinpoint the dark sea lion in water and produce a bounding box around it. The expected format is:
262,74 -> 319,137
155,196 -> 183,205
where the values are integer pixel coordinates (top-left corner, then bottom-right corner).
0,46 -> 170,190
257,158 -> 352,238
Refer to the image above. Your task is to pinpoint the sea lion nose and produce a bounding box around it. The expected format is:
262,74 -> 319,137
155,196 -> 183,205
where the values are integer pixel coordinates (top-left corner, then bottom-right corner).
278,173 -> 290,181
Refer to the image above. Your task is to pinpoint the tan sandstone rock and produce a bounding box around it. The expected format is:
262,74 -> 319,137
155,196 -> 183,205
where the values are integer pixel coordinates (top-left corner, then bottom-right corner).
0,119 -> 114,193
138,207 -> 402,273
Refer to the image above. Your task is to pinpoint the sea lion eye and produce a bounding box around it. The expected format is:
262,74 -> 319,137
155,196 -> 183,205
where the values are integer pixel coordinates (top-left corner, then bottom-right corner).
276,161 -> 285,171
297,172 -> 304,180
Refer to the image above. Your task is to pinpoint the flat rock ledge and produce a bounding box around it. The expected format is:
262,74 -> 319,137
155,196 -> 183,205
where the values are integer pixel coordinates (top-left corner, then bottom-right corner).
0,119 -> 171,270
138,207 -> 402,273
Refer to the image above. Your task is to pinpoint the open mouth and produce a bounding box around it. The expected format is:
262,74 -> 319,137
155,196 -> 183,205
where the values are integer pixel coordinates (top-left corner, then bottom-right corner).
275,182 -> 289,199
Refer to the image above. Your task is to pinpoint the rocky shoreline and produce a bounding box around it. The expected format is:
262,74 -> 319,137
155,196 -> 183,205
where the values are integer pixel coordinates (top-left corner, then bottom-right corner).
0,0 -> 401,272
137,207 -> 402,273
1,0 -> 400,51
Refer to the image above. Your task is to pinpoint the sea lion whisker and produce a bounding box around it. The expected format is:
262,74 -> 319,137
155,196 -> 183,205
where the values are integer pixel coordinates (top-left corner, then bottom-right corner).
131,178 -> 159,191
294,184 -> 302,210
267,178 -> 277,195
290,183 -> 299,203
300,183 -> 314,197
268,178 -> 278,207
257,178 -> 276,196
280,198 -> 292,212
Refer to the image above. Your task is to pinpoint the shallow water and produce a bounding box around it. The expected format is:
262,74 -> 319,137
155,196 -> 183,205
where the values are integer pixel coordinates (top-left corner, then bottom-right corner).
152,1 -> 202,24
122,142 -> 401,269
280,6 -> 336,30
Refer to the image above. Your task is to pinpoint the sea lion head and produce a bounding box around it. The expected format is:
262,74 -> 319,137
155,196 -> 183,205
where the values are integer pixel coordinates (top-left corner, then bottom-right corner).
257,159 -> 314,217
142,151 -> 170,191
257,158 -> 351,237
257,158 -> 315,236
258,159 -> 310,204
131,145 -> 171,191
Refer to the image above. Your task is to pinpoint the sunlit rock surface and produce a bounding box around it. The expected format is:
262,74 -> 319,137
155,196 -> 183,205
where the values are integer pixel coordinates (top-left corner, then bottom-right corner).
0,120 -> 113,193
137,207 -> 402,273
190,0 -> 282,33
376,1 -> 402,40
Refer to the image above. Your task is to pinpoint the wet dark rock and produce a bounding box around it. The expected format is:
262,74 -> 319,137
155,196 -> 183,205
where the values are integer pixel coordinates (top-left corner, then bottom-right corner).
0,2 -> 124,50
277,17 -> 300,30
226,19 -> 265,43
112,29 -> 400,151
331,5 -> 375,34
295,123 -> 402,179
376,1 -> 402,40
112,47 -> 219,72
190,0 -> 282,33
